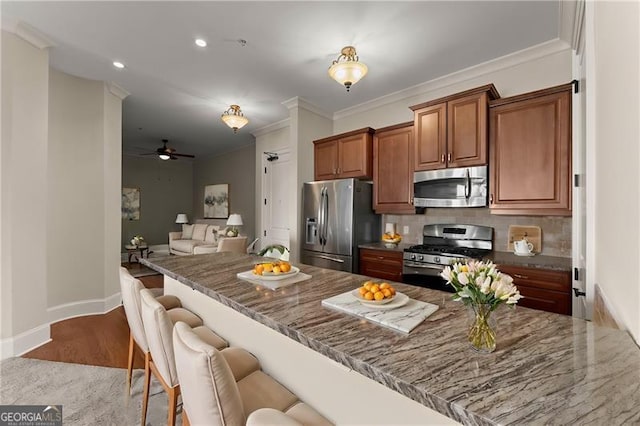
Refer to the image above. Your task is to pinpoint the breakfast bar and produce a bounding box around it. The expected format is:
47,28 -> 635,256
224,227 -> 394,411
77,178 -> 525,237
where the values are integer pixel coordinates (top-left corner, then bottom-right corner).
141,253 -> 640,425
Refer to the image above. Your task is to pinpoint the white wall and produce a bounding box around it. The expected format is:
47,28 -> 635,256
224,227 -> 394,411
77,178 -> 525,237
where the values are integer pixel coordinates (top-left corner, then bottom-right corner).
0,32 -> 50,354
47,69 -> 106,307
1,29 -> 125,358
589,1 -> 640,342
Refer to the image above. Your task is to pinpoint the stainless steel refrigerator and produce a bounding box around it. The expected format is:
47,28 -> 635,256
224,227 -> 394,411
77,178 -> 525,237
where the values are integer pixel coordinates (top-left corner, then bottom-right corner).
301,178 -> 380,273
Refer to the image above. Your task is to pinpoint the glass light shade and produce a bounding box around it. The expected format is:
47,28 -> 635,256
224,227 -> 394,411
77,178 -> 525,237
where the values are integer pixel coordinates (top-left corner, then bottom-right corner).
175,213 -> 189,224
159,153 -> 171,160
226,213 -> 243,226
328,46 -> 368,92
328,61 -> 368,89
221,105 -> 249,133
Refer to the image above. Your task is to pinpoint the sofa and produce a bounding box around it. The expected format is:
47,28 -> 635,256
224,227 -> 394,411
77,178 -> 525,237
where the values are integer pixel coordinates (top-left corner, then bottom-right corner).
169,224 -> 245,255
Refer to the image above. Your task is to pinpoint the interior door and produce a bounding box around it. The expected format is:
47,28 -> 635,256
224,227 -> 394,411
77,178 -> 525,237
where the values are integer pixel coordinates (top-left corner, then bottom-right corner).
262,149 -> 291,251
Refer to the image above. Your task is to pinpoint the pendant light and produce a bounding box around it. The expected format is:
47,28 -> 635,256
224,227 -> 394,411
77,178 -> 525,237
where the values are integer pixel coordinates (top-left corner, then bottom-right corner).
328,46 -> 368,92
221,105 -> 249,133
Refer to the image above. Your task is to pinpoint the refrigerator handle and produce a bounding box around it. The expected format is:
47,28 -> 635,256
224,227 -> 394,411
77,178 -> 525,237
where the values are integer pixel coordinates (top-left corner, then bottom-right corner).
319,187 -> 326,246
322,187 -> 329,246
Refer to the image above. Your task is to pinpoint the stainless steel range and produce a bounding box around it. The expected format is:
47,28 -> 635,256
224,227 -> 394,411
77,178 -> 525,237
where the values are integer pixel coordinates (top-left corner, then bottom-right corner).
403,224 -> 493,292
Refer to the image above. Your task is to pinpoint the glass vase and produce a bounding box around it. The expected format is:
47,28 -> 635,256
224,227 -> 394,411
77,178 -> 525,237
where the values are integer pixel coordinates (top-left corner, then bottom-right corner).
467,303 -> 497,353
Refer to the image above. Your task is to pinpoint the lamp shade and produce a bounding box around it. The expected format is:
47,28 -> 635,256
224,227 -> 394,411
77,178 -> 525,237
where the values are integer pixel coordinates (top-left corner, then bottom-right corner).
175,213 -> 189,224
226,213 -> 243,226
328,46 -> 368,92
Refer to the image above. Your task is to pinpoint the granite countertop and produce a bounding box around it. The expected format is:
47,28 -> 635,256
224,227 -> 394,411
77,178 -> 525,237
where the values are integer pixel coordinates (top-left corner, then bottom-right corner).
142,254 -> 640,425
488,251 -> 572,272
358,242 -> 411,252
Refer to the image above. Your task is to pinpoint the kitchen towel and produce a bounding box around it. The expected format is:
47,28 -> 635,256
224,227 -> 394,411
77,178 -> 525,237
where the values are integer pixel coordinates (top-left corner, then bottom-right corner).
321,291 -> 439,334
236,270 -> 312,290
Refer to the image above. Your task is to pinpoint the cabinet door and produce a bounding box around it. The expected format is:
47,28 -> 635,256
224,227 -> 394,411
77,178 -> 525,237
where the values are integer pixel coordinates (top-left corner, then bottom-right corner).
373,125 -> 414,213
314,140 -> 338,181
490,87 -> 571,215
414,103 -> 446,171
338,133 -> 372,179
447,92 -> 488,168
359,249 -> 403,282
498,265 -> 571,315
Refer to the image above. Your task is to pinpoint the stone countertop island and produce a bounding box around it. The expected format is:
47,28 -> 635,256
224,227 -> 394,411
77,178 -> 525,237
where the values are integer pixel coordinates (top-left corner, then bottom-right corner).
141,253 -> 640,425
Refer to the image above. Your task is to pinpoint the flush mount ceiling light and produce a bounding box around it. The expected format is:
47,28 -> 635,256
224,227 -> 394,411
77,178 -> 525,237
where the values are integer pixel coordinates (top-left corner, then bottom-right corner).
195,38 -> 207,47
221,105 -> 249,133
113,61 -> 125,69
328,46 -> 368,92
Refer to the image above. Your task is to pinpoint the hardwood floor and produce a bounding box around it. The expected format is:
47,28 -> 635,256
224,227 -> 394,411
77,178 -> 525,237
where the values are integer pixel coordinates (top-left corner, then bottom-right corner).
22,270 -> 161,369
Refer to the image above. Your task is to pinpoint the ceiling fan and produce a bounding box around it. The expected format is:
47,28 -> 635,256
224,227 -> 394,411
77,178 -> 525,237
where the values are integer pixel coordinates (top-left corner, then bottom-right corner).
143,139 -> 195,160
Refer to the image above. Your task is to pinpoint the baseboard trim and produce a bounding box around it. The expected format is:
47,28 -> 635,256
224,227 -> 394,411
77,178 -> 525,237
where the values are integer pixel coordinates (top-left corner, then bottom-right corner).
593,284 -> 622,330
47,292 -> 123,324
0,323 -> 51,361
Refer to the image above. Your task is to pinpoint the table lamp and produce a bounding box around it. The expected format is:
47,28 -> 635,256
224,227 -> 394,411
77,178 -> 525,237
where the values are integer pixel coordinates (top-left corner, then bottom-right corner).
226,213 -> 243,237
175,213 -> 189,224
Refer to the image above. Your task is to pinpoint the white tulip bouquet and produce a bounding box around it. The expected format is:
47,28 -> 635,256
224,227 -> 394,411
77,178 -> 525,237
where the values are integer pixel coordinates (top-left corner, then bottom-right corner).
440,260 -> 522,352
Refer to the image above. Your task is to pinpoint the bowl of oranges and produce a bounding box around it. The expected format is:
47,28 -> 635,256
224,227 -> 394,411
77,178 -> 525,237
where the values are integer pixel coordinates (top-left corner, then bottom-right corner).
252,261 -> 299,280
352,280 -> 397,305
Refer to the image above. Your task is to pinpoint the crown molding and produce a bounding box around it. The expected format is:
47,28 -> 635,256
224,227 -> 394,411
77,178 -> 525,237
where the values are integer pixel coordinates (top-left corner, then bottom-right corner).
282,97 -> 332,120
106,82 -> 130,100
559,0 -> 584,51
10,21 -> 56,50
252,118 -> 290,138
333,38 -> 571,121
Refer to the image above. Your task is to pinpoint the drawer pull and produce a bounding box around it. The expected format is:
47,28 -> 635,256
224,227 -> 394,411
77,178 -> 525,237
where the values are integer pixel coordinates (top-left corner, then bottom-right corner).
513,273 -> 529,280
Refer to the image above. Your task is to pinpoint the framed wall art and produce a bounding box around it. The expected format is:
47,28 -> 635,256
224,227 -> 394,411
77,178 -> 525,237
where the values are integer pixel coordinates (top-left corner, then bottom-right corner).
204,184 -> 229,219
122,187 -> 140,220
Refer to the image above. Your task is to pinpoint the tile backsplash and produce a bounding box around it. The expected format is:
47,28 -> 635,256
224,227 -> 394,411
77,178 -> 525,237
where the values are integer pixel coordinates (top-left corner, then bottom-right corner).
385,208 -> 571,258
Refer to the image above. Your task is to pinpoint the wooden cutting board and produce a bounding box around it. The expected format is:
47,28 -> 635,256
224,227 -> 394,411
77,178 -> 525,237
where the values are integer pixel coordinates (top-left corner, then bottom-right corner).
507,225 -> 542,253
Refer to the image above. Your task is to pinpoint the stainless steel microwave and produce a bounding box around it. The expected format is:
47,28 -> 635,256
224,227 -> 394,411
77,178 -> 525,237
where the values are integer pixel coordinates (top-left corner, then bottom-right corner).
413,165 -> 488,208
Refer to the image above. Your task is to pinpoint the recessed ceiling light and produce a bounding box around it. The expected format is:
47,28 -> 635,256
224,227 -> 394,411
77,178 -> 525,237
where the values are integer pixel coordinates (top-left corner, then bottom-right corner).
195,39 -> 207,47
113,61 -> 125,69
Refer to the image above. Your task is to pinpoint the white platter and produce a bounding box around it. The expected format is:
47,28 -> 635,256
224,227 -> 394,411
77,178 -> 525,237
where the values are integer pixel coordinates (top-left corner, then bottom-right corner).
252,266 -> 300,281
350,289 -> 410,310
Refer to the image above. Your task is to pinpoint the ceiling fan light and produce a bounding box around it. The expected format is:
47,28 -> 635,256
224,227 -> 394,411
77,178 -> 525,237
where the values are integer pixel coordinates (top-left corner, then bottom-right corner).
159,153 -> 171,160
221,105 -> 249,133
328,46 -> 368,92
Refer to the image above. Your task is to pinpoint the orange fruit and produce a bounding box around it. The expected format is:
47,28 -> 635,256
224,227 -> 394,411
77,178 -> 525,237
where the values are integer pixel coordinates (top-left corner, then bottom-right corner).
359,287 -> 368,296
382,288 -> 392,298
364,283 -> 372,291
363,280 -> 373,287
272,266 -> 281,274
389,287 -> 396,296
380,283 -> 390,290
263,263 -> 274,272
364,292 -> 374,300
374,291 -> 384,301
254,264 -> 264,275
370,284 -> 380,294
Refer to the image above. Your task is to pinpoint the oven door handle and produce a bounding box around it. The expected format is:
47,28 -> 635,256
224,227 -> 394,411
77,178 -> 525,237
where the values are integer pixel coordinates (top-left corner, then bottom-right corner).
404,261 -> 446,270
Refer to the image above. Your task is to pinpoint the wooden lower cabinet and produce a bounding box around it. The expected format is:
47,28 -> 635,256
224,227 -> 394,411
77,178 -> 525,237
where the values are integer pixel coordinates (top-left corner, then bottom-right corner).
497,264 -> 571,315
359,248 -> 403,282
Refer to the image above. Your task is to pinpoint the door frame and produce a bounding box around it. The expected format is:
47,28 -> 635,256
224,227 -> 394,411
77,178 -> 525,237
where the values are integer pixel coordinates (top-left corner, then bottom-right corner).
260,147 -> 291,252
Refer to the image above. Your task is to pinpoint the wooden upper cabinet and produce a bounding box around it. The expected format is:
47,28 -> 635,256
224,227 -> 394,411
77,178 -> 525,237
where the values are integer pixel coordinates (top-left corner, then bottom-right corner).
373,122 -> 414,214
313,128 -> 374,180
489,83 -> 572,215
413,103 -> 446,170
411,84 -> 499,171
314,139 -> 339,181
447,93 -> 488,168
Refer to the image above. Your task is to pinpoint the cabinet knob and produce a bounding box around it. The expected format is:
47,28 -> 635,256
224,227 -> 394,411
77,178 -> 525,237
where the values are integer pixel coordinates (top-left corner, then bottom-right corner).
447,152 -> 452,162
441,154 -> 445,163
490,194 -> 494,204
513,273 -> 529,280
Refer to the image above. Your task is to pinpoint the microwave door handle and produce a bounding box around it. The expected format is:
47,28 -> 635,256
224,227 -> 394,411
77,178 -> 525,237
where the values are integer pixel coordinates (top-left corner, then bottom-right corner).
465,169 -> 471,199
